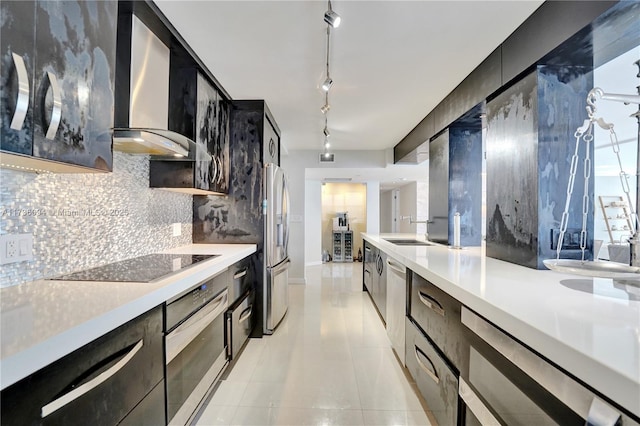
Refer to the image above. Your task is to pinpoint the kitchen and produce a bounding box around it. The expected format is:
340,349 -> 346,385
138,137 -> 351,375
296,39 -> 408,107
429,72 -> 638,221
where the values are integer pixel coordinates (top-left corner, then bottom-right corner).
1,1 -> 639,425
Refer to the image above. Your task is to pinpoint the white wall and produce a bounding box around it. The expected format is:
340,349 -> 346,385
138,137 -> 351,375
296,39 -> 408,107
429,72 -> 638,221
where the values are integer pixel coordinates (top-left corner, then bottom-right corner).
380,190 -> 394,233
398,182 -> 418,233
366,182 -> 380,235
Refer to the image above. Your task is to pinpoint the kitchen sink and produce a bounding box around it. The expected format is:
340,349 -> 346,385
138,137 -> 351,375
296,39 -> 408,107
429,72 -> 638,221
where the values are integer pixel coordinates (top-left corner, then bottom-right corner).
383,238 -> 433,246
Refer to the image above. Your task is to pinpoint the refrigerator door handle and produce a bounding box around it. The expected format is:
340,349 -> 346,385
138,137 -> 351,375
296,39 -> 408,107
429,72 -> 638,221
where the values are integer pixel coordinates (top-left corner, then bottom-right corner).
282,174 -> 290,255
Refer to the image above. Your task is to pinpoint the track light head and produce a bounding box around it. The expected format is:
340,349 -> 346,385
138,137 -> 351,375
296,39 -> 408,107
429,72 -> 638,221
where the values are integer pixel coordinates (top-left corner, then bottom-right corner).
320,104 -> 331,114
322,77 -> 333,92
324,140 -> 331,149
324,10 -> 341,28
323,127 -> 331,138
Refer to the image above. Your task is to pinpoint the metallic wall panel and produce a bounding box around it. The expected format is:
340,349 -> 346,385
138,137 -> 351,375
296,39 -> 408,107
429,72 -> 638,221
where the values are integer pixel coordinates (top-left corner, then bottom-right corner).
0,152 -> 193,287
428,130 -> 449,243
486,67 -> 594,269
537,66 -> 594,265
486,71 -> 539,268
449,127 -> 483,247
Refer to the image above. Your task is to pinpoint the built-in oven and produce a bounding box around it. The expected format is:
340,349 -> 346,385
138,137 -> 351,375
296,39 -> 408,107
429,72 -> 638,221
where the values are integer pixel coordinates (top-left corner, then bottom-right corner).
460,307 -> 638,426
165,271 -> 229,426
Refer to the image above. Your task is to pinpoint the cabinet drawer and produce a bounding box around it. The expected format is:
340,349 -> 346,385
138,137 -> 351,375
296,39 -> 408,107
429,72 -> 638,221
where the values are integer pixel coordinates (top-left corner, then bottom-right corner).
230,257 -> 253,303
1,306 -> 163,425
410,271 -> 468,373
405,318 -> 458,426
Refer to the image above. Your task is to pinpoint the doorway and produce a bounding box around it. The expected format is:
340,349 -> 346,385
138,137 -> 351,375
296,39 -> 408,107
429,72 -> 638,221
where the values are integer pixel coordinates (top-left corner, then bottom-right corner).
321,183 -> 367,262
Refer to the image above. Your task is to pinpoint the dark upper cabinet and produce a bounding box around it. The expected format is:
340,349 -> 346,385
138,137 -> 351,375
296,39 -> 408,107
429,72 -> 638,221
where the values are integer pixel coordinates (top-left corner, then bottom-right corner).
231,100 -> 280,166
152,65 -> 230,195
0,0 -> 117,172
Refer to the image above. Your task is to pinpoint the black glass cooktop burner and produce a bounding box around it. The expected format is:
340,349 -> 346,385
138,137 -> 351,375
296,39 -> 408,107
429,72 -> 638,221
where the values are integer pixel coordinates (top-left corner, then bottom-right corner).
49,254 -> 218,283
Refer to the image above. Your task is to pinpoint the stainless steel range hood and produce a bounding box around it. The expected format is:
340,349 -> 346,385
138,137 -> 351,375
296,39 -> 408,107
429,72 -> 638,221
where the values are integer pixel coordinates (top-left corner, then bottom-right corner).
113,128 -> 192,158
113,15 -> 198,160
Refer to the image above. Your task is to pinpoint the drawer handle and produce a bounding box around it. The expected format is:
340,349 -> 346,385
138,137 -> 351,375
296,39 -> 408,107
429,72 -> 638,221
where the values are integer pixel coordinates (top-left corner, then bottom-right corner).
418,291 -> 445,317
41,339 -> 144,418
166,289 -> 228,363
365,247 -> 371,252
44,71 -> 62,140
239,305 -> 252,324
233,269 -> 248,280
386,259 -> 406,275
10,53 -> 30,131
459,377 -> 502,425
414,345 -> 439,385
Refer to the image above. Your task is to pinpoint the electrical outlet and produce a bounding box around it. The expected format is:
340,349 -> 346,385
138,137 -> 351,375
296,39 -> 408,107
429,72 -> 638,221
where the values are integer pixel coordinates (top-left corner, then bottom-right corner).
6,240 -> 17,258
0,233 -> 34,265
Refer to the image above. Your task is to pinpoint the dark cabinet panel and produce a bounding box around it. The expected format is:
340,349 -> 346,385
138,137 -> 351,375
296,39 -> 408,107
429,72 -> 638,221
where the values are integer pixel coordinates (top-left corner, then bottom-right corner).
1,0 -> 116,172
263,114 -> 279,165
1,306 -> 164,426
0,1 -> 36,156
409,271 -> 468,374
159,66 -> 230,194
405,318 -> 459,426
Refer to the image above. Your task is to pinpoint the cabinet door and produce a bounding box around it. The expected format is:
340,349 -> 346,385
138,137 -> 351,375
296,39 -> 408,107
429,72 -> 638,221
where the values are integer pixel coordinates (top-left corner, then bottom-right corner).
263,115 -> 279,165
196,74 -> 229,193
31,0 -> 116,171
0,1 -> 35,155
1,306 -> 163,426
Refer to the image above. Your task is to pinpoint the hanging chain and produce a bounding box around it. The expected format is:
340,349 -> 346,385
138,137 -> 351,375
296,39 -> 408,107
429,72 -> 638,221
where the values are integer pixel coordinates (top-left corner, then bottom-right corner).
556,126 -> 584,260
556,88 -> 638,262
608,126 -> 639,230
580,130 -> 591,261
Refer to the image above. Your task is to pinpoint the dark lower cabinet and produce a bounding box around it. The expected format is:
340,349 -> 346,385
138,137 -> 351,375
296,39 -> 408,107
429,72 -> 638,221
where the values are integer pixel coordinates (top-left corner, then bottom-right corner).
362,241 -> 387,323
1,0 -> 117,173
410,271 -> 468,375
405,318 -> 459,426
0,306 -> 164,426
118,380 -> 166,426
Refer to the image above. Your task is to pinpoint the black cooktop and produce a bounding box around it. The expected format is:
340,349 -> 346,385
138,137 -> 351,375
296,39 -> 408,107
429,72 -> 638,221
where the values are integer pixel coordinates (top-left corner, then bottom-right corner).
49,254 -> 218,283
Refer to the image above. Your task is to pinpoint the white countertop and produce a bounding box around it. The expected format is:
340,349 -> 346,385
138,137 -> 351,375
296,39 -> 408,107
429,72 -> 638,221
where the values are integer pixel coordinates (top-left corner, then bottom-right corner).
0,243 -> 256,390
363,233 -> 640,418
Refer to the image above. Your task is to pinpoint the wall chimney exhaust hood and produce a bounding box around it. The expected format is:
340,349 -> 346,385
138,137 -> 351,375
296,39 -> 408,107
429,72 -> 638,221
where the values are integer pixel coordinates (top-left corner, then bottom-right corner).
113,14 -> 200,160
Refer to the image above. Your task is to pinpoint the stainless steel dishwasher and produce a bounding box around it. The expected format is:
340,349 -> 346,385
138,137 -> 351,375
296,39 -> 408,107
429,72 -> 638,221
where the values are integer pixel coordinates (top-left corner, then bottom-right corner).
386,256 -> 406,365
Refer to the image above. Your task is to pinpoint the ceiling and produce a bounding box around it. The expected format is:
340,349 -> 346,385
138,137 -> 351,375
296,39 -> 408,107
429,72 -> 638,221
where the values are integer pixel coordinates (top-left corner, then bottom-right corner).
154,0 -> 544,155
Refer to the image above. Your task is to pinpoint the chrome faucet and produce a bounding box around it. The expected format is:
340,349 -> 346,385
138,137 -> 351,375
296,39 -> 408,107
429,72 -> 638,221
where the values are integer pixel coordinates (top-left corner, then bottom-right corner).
401,215 -> 433,241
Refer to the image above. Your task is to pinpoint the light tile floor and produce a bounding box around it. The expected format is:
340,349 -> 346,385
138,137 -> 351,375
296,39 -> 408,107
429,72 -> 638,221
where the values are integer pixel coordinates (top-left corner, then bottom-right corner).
195,262 -> 434,426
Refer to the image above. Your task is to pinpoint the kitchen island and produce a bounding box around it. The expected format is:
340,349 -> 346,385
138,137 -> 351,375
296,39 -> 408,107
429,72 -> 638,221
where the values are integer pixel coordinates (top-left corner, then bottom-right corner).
363,233 -> 640,422
0,243 -> 256,391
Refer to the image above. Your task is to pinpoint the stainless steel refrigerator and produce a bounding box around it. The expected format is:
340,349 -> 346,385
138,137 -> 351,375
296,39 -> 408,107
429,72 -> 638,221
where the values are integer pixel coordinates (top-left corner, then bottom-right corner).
264,163 -> 290,334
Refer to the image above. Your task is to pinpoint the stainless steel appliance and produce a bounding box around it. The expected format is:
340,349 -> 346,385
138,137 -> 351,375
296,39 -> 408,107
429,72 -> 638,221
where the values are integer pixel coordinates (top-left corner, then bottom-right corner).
386,256 -> 406,365
461,307 -> 637,425
264,163 -> 290,334
165,271 -> 229,426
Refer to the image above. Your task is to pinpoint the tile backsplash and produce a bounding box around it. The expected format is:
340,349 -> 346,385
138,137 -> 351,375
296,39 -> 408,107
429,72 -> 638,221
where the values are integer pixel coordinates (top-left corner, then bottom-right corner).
0,152 -> 192,287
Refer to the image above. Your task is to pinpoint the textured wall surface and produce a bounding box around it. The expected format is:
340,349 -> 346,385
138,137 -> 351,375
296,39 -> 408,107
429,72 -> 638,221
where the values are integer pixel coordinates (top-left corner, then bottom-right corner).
486,72 -> 540,268
486,67 -> 593,269
0,152 -> 193,287
449,127 -> 483,246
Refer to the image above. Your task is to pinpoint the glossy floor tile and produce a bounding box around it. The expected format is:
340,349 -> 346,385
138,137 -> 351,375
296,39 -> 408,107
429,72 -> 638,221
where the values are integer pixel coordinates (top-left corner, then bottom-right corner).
195,263 -> 434,426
